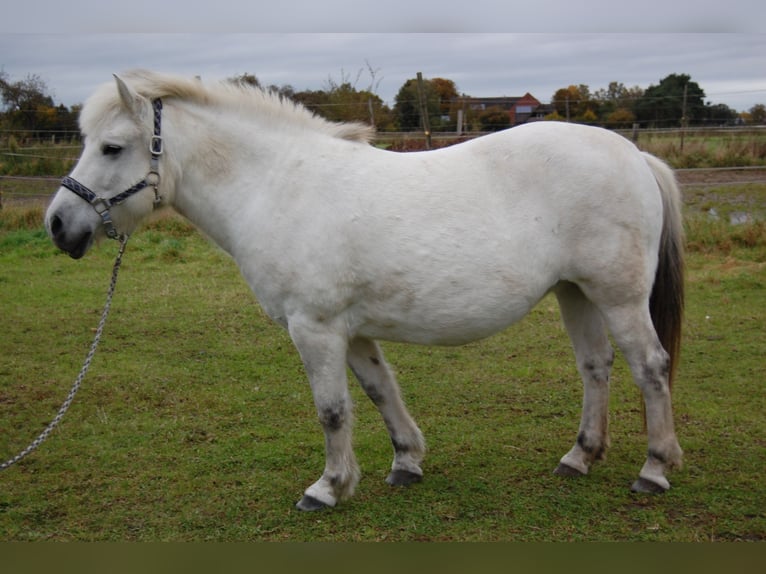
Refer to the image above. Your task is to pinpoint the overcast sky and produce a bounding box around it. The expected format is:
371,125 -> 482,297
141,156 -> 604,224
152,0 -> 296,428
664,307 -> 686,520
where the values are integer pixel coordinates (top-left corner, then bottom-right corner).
2,2 -> 765,112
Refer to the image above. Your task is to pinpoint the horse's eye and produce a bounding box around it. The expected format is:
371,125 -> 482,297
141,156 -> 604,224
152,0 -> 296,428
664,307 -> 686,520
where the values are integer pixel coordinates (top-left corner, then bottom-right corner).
102,144 -> 123,156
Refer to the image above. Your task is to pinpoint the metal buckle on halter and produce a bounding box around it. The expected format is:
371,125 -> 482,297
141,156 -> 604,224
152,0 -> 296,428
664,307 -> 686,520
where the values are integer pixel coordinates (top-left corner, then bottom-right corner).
146,171 -> 162,204
150,135 -> 163,156
90,196 -> 119,238
91,197 -> 113,215
99,209 -> 120,239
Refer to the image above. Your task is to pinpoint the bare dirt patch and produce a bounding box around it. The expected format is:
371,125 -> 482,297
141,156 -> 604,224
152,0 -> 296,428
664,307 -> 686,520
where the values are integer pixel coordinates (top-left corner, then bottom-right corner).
676,167 -> 766,187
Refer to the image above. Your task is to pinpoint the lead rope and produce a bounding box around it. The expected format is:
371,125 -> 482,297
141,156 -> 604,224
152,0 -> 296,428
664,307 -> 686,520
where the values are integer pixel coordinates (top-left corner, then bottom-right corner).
0,235 -> 129,471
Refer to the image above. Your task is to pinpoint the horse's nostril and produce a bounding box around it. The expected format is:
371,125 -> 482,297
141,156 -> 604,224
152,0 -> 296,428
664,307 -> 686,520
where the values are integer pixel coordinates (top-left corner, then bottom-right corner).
50,214 -> 63,236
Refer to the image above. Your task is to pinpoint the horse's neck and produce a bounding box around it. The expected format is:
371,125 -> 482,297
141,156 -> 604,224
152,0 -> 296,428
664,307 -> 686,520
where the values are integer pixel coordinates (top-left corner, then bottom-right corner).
167,104 -> 277,256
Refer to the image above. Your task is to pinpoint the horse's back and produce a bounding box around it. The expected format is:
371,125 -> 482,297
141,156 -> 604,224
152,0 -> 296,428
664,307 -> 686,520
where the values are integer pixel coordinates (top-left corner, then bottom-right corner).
379,122 -> 661,224
368,121 -> 664,281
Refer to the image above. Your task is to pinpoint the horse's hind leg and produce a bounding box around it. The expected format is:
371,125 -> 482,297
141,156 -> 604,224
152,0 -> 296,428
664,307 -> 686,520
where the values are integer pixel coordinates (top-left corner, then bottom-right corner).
600,303 -> 683,492
554,282 -> 615,477
348,337 -> 426,486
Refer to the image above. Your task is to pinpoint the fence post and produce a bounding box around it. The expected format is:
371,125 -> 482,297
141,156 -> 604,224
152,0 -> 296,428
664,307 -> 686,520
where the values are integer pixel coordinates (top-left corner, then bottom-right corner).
416,72 -> 432,150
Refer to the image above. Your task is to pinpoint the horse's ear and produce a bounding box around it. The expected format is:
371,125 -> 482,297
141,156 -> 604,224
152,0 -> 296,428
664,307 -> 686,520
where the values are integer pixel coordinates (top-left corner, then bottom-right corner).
113,74 -> 145,117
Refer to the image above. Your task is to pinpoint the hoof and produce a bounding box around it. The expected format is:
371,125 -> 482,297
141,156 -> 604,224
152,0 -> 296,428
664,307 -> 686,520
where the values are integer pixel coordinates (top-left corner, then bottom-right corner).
553,462 -> 586,478
631,477 -> 668,494
295,495 -> 331,511
386,469 -> 423,486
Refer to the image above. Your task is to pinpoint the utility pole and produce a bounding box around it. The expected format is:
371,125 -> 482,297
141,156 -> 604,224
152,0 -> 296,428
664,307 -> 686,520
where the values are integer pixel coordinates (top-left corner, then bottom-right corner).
416,72 -> 432,150
680,82 -> 688,154
368,97 -> 375,127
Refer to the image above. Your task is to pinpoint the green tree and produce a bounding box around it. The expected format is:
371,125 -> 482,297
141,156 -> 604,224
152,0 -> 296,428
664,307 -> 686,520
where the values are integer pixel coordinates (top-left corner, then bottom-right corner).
393,79 -> 422,130
702,103 -> 739,126
634,73 -> 706,128
746,103 -> 766,125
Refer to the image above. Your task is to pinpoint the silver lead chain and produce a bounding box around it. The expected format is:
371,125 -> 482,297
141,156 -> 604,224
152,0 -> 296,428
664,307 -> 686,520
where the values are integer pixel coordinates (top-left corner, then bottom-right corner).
0,235 -> 129,471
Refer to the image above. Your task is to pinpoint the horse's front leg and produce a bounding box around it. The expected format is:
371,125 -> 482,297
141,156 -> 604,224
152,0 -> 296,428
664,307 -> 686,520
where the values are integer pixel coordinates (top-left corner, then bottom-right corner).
347,337 -> 425,486
288,315 -> 359,511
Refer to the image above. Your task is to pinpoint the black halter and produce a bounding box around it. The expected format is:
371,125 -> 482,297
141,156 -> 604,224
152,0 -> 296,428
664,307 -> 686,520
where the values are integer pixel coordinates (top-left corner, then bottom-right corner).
61,98 -> 164,240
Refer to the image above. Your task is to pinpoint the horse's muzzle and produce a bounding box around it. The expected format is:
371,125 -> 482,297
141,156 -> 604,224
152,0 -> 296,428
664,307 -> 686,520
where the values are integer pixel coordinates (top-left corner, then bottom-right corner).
48,213 -> 94,259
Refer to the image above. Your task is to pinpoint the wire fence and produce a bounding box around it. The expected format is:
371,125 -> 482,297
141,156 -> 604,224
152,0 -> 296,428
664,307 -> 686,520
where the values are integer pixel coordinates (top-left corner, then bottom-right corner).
1,122 -> 765,146
1,125 -> 765,209
3,167 -> 766,210
0,175 -> 61,207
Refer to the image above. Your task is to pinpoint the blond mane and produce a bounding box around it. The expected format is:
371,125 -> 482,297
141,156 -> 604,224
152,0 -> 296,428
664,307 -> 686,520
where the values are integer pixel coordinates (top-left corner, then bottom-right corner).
83,69 -> 375,144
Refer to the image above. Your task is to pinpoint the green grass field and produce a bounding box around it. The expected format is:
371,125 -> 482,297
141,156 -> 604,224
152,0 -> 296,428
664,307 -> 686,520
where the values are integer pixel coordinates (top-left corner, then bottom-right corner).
0,186 -> 764,540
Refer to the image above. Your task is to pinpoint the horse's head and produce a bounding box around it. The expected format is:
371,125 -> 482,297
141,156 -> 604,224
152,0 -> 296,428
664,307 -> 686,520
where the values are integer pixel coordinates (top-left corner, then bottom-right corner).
46,75 -> 165,258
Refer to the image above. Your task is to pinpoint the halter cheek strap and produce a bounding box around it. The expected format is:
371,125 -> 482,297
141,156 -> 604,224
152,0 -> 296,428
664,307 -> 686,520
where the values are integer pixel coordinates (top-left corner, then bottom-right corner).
61,98 -> 164,240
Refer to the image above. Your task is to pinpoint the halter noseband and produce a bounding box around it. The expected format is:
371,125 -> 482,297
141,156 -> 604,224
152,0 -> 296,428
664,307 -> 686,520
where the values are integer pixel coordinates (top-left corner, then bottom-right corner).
61,98 -> 164,240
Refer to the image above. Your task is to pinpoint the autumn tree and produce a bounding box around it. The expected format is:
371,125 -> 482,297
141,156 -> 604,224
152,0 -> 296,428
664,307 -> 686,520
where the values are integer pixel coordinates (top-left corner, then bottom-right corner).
605,107 -> 636,128
0,71 -> 78,140
293,82 -> 392,129
593,82 -> 643,107
550,85 -> 598,122
478,106 -> 511,131
393,76 -> 459,131
592,81 -> 642,126
228,70 -> 393,130
551,76 -> 738,128
302,65 -> 393,130
1,72 -> 55,137
228,72 -> 261,89
228,72 -> 295,99
430,78 -> 460,125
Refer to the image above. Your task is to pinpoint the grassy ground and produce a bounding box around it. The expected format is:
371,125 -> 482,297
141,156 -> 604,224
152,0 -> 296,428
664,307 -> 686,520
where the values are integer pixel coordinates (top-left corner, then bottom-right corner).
0,187 -> 764,541
635,129 -> 766,168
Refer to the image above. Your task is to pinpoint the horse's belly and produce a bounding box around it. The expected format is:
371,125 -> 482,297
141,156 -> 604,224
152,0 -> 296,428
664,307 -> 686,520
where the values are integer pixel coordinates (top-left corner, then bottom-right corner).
351,289 -> 540,346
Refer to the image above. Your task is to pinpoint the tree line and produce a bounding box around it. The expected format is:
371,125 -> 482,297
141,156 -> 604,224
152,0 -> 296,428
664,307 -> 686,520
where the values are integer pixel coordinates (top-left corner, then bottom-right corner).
2,68 -> 765,144
216,71 -> 766,132
547,74 -> 764,129
0,71 -> 80,141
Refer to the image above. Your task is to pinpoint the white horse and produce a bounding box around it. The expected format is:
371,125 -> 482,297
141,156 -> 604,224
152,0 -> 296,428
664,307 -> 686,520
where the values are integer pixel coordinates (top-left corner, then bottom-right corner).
46,70 -> 684,511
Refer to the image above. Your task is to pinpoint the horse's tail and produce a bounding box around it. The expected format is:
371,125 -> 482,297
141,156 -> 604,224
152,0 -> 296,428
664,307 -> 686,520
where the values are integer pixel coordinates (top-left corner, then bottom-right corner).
643,152 -> 685,391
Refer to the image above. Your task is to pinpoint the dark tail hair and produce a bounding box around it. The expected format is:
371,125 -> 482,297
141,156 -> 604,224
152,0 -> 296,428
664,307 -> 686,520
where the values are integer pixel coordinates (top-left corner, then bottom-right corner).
643,153 -> 685,390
